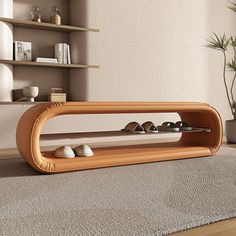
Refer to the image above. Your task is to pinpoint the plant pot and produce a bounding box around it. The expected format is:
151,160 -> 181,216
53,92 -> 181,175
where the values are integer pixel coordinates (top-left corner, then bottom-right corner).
226,120 -> 236,143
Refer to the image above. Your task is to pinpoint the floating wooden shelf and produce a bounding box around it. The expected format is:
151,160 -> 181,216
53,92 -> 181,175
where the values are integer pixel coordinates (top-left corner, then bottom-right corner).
16,102 -> 222,174
0,60 -> 99,69
0,17 -> 99,32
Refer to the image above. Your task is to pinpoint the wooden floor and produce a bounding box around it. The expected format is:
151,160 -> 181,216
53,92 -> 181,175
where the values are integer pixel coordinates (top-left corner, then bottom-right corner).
0,139 -> 236,235
173,140 -> 236,236
173,218 -> 236,236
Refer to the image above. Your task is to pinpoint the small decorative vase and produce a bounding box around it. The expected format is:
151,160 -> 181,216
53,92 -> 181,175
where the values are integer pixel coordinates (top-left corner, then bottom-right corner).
23,86 -> 39,102
50,6 -> 61,25
226,120 -> 236,143
31,6 -> 42,23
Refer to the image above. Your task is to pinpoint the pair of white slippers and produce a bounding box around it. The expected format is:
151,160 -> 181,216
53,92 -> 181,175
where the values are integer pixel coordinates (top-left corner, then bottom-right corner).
54,144 -> 93,158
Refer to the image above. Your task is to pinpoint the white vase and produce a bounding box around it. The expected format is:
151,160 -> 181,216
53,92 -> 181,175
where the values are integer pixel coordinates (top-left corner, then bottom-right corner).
0,0 -> 13,102
23,86 -> 39,102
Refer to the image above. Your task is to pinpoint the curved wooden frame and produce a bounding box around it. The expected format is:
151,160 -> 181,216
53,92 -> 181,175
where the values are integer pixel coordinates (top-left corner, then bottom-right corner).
16,102 -> 222,173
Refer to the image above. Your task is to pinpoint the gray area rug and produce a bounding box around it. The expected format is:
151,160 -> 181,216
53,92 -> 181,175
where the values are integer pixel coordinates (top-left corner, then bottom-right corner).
0,147 -> 236,236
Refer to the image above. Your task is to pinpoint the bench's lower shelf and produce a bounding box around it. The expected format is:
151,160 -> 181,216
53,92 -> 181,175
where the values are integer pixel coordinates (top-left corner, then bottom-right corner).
42,142 -> 212,171
16,102 -> 222,173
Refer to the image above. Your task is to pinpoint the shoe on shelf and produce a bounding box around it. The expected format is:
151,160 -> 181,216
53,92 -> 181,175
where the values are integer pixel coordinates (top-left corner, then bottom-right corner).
158,122 -> 180,132
175,121 -> 193,131
54,145 -> 75,158
74,144 -> 93,157
141,121 -> 159,133
122,121 -> 145,134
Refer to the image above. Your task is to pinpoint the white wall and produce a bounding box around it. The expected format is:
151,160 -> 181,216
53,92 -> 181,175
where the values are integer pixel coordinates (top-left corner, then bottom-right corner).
86,0 -> 209,102
1,0 -> 236,149
85,0 -> 236,123
206,0 -> 236,122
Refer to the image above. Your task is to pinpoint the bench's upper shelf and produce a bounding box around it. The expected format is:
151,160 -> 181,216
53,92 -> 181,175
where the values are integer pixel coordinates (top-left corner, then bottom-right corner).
40,128 -> 212,141
0,17 -> 99,32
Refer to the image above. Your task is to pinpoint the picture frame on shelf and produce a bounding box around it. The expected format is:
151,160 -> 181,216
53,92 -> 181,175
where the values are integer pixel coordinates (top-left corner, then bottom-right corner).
14,41 -> 32,61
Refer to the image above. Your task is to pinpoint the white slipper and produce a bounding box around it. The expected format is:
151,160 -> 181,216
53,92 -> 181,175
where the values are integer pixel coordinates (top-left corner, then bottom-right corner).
74,144 -> 93,157
54,145 -> 75,158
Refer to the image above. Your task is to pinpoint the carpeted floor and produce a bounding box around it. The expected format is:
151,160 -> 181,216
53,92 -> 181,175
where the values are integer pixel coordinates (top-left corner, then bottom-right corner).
0,147 -> 236,236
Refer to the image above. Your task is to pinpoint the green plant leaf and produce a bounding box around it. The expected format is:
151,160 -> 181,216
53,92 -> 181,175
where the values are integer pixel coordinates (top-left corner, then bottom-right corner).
230,36 -> 236,47
228,1 -> 236,12
206,33 -> 230,51
227,58 -> 236,71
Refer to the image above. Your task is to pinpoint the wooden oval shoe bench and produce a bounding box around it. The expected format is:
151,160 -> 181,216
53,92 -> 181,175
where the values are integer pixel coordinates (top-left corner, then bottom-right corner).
16,102 -> 223,173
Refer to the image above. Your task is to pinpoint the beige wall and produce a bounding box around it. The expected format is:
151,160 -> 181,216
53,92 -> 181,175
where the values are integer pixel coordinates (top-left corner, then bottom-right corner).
206,1 -> 236,123
1,0 -> 236,148
85,0 -> 236,123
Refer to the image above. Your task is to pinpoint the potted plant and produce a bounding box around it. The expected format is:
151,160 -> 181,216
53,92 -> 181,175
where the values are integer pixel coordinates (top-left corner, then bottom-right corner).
207,2 -> 236,143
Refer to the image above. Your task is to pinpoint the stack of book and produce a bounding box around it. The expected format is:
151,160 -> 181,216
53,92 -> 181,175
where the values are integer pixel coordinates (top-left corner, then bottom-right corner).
49,88 -> 66,102
35,57 -> 58,63
54,43 -> 71,64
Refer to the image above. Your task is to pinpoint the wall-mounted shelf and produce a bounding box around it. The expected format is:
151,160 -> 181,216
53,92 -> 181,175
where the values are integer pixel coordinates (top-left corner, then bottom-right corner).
0,17 -> 99,32
0,1 -> 99,103
0,59 -> 99,69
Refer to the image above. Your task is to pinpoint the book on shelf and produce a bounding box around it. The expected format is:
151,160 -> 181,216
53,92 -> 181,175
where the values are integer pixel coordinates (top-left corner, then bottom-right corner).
55,43 -> 63,63
49,94 -> 66,102
63,43 -> 68,64
35,57 -> 58,63
54,43 -> 71,64
51,88 -> 64,93
49,88 -> 66,102
67,45 -> 71,64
